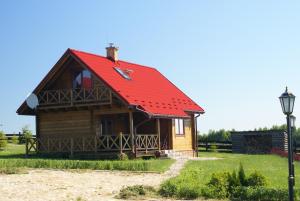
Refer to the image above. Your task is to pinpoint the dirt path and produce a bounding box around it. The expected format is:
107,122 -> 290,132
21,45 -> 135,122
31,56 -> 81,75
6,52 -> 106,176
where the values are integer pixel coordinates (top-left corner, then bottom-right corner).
0,158 -> 218,201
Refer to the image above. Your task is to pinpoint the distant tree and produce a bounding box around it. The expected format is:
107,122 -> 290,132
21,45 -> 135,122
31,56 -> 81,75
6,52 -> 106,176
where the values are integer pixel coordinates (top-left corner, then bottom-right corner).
0,131 -> 7,150
11,135 -> 19,144
19,125 -> 33,143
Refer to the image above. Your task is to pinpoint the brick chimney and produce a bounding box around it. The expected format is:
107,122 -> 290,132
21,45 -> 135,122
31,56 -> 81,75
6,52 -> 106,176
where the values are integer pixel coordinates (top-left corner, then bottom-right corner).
106,43 -> 119,61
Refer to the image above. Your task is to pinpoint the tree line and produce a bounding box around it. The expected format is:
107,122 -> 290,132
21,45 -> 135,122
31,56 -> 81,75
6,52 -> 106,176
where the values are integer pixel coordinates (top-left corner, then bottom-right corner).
198,125 -> 300,143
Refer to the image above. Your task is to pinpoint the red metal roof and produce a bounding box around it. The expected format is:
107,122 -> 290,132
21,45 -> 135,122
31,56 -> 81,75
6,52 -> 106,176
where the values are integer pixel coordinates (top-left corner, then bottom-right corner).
70,49 -> 204,118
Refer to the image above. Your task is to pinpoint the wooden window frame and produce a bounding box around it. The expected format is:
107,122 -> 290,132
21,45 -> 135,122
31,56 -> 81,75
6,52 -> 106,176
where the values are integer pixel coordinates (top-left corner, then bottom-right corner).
174,118 -> 185,136
100,118 -> 114,135
73,69 -> 93,89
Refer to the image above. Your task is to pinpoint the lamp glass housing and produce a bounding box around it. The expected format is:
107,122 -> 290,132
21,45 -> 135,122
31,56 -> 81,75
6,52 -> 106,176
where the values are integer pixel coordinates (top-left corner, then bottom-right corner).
279,87 -> 295,115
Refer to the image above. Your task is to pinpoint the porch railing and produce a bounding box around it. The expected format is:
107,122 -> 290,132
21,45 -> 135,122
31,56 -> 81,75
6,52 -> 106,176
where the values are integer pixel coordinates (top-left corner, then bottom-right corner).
135,134 -> 159,152
26,133 -> 160,156
25,133 -> 131,156
37,87 -> 111,107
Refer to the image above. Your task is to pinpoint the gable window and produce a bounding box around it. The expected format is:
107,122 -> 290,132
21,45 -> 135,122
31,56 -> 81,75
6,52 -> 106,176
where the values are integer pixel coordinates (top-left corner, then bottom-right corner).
175,119 -> 184,135
114,67 -> 131,80
73,70 -> 92,89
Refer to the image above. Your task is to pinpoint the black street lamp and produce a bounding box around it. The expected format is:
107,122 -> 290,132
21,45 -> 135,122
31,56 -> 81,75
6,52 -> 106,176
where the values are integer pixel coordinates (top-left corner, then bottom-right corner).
279,87 -> 296,201
290,115 -> 296,184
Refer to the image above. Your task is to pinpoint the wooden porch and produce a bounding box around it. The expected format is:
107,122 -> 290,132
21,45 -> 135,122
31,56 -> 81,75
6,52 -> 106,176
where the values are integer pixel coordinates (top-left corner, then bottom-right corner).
25,133 -> 160,157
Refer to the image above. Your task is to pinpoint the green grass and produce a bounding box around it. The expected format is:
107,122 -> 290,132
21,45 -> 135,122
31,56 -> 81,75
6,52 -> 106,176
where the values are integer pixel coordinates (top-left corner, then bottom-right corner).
160,152 -> 300,199
0,144 -> 174,172
196,152 -> 300,189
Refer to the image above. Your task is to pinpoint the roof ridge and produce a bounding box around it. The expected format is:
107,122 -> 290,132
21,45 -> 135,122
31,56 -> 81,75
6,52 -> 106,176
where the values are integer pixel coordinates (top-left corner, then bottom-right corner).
69,48 -> 157,70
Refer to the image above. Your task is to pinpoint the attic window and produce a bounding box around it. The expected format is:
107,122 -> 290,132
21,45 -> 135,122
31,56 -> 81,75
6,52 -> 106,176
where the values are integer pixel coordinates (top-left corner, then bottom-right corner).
114,67 -> 131,80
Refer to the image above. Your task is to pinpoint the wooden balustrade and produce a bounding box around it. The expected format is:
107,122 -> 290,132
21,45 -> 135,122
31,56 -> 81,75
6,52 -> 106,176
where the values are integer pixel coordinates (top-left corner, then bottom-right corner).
135,134 -> 159,152
38,87 -> 111,107
25,133 -> 160,156
25,134 -> 131,156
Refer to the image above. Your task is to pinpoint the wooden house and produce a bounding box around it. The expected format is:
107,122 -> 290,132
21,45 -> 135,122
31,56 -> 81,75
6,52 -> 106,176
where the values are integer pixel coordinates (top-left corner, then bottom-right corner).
17,45 -> 205,157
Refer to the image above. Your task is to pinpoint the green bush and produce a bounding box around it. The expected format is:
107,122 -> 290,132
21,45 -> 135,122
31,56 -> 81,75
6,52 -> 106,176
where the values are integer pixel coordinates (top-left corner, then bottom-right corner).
205,172 -> 229,199
118,185 -> 155,199
231,187 -> 292,201
203,164 -> 268,200
159,180 -> 178,197
117,153 -> 129,161
11,135 -> 19,144
177,185 -> 199,199
247,171 -> 267,187
238,163 -> 247,186
0,131 -> 7,150
19,125 -> 33,143
210,143 -> 217,152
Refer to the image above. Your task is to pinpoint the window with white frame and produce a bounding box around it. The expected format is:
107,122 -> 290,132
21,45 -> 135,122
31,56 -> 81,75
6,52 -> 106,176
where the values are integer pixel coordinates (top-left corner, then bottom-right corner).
175,119 -> 184,135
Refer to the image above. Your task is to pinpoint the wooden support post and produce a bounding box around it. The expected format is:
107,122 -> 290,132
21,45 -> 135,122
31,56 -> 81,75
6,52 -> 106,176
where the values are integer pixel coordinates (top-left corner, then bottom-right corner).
70,138 -> 74,157
94,136 -> 97,153
156,118 -> 161,151
47,138 -> 50,153
59,139 -> 62,152
82,137 -> 85,152
119,132 -> 123,154
129,111 -> 134,154
70,89 -> 73,106
25,139 -> 28,157
35,113 -> 40,153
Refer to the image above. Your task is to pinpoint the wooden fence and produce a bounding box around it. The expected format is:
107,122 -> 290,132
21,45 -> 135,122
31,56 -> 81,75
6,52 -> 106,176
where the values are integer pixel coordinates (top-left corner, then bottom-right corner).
198,140 -> 300,153
198,140 -> 232,152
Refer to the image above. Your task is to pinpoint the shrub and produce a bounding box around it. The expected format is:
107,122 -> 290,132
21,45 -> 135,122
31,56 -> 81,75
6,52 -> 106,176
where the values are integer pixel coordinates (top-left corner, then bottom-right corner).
0,131 -> 7,150
11,135 -> 19,144
117,153 -> 129,161
159,180 -> 178,197
231,187 -> 289,201
247,171 -> 267,187
177,185 -> 199,199
210,143 -> 217,152
238,163 -> 247,186
19,125 -> 33,143
205,172 -> 230,199
118,185 -> 155,199
228,170 -> 241,194
203,164 -> 268,200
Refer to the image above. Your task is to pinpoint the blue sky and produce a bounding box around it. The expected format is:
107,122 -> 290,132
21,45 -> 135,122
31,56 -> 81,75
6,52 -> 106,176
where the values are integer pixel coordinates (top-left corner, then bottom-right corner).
1,1 -> 300,134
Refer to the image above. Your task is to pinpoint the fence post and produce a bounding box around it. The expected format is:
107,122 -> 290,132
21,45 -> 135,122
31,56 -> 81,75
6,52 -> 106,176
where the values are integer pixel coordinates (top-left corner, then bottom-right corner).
25,138 -> 29,157
119,132 -> 123,154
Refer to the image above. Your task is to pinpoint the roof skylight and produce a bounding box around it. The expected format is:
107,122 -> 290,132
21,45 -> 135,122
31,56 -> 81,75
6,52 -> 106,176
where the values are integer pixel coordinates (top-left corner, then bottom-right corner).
114,67 -> 131,80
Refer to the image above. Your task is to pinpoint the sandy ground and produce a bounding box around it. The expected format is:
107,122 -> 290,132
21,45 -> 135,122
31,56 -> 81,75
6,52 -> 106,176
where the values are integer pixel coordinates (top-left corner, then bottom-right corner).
0,157 -> 219,201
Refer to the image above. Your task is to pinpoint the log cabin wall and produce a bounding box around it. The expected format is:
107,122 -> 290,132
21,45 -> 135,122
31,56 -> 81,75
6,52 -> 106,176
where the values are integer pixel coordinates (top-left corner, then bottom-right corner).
44,58 -> 81,90
39,110 -> 93,138
171,118 -> 193,150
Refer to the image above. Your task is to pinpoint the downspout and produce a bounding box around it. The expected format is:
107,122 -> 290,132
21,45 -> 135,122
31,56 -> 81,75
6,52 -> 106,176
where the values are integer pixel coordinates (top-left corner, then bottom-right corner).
194,113 -> 200,157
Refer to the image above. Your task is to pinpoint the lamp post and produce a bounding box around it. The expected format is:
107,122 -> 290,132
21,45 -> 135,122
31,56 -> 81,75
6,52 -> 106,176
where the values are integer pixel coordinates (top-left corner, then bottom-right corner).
290,115 -> 296,183
279,87 -> 296,201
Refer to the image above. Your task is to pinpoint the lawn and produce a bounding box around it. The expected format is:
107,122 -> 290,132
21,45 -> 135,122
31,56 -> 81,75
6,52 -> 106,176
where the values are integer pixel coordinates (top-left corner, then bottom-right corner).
0,144 -> 174,172
195,152 -> 300,189
159,151 -> 300,199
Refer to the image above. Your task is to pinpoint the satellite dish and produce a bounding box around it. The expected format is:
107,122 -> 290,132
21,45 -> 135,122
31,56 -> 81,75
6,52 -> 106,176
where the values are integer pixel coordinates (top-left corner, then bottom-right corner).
26,93 -> 39,109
